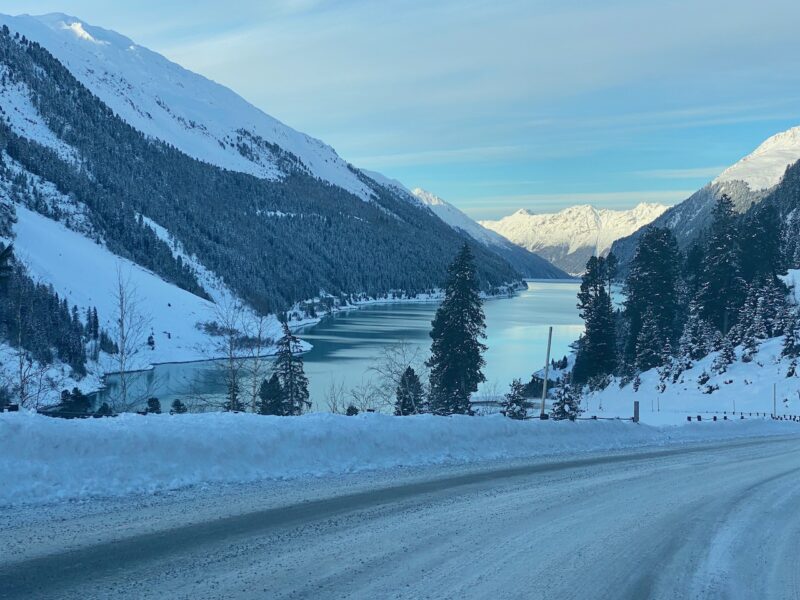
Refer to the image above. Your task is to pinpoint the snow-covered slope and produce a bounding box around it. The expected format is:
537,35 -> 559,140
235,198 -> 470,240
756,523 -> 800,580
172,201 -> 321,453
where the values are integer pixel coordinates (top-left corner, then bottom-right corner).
612,125 -> 800,271
481,203 -> 668,275
0,12 -> 374,200
714,126 -> 800,192
413,188 -> 517,248
410,188 -> 568,278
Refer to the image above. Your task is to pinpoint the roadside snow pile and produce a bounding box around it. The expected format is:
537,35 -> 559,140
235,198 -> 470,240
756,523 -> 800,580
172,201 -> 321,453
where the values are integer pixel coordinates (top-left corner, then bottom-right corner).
1,411 -> 796,506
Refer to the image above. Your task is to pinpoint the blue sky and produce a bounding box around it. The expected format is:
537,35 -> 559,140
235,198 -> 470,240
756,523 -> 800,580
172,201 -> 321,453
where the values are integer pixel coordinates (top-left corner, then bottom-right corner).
4,1 -> 800,219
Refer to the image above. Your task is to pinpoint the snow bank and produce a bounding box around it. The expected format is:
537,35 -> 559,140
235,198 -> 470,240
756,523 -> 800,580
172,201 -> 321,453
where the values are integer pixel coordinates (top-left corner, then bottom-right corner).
587,336 -> 800,425
1,411 -> 796,506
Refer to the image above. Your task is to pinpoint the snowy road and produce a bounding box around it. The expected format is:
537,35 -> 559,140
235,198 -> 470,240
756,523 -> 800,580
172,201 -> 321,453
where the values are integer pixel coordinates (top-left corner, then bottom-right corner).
3,436 -> 800,599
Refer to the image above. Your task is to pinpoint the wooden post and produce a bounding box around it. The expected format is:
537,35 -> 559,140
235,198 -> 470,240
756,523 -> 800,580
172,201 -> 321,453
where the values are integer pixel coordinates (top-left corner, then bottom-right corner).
540,326 -> 553,420
633,401 -> 639,424
773,383 -> 777,418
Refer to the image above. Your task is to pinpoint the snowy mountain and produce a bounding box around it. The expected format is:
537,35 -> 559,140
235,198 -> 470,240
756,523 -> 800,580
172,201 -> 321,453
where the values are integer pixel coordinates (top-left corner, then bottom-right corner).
612,125 -> 800,270
0,13 -> 375,200
0,14 -> 548,403
480,203 -> 668,275
411,188 -> 568,278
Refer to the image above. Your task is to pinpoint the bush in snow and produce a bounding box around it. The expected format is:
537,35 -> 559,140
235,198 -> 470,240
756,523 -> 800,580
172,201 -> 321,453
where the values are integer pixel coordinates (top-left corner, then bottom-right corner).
697,371 -> 710,387
346,404 -> 359,416
501,379 -> 529,420
146,397 -> 161,414
551,383 -> 581,421
94,402 -> 113,418
170,399 -> 188,414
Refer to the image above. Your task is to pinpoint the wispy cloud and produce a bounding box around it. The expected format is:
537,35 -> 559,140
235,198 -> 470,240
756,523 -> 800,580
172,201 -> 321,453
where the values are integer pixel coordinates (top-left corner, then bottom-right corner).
634,166 -> 726,180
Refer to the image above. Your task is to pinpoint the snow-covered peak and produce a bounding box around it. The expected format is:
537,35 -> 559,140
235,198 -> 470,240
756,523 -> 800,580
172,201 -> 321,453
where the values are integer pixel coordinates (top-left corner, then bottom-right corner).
480,203 -> 668,258
714,125 -> 800,192
411,188 -> 505,247
0,13 -> 375,200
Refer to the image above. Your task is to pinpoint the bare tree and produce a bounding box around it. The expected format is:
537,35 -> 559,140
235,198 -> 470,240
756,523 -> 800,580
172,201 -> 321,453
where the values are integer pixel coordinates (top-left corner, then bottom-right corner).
367,340 -> 429,411
348,378 -> 381,413
204,300 -> 247,412
240,314 -> 274,413
324,377 -> 348,414
111,265 -> 151,412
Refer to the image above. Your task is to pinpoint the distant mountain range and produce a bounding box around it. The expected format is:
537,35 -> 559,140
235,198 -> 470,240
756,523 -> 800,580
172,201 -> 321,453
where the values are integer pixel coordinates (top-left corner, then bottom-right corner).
480,204 -> 668,275
611,125 -> 800,270
410,188 -> 567,278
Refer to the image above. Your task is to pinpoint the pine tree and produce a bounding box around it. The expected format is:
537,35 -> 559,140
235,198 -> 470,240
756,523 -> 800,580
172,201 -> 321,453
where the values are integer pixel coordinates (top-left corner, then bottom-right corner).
427,244 -> 486,415
635,308 -> 664,373
395,366 -> 424,416
257,373 -> 284,415
550,383 -> 581,420
712,337 -> 736,374
274,322 -> 310,416
696,195 -> 744,334
0,243 -> 12,290
739,203 -> 782,282
782,307 -> 800,358
678,300 -> 713,363
656,340 -> 674,393
623,227 -> 680,370
573,255 -> 617,383
223,379 -> 243,412
501,378 -> 529,420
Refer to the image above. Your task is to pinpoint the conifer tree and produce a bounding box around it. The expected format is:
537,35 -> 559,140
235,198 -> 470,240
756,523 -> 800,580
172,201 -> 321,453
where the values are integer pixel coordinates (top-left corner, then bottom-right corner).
678,300 -> 714,366
501,378 -> 529,420
257,373 -> 283,415
712,337 -> 736,374
623,227 -> 680,370
223,379 -> 243,412
739,203 -> 782,282
0,243 -> 12,290
696,195 -> 744,334
395,366 -> 424,416
573,255 -> 617,383
427,244 -> 486,415
274,322 -> 310,416
634,308 -> 664,373
782,307 -> 800,358
550,382 -> 581,420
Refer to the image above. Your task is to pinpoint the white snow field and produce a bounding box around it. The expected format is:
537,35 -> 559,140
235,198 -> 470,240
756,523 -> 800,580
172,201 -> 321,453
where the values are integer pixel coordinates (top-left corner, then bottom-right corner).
715,125 -> 800,191
1,410 -> 797,507
2,434 -> 799,599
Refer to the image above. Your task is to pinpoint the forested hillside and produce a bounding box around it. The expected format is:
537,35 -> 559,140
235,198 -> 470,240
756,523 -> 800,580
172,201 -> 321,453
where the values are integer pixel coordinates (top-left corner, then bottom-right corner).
0,26 -> 524,316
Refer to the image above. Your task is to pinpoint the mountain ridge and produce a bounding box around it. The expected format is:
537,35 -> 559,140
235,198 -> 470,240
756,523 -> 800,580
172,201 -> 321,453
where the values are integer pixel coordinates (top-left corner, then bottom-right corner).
611,124 -> 800,271
480,202 -> 668,275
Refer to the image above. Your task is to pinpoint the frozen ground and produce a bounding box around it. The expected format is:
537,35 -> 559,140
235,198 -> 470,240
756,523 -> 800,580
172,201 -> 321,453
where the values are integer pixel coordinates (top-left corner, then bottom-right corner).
2,435 -> 799,599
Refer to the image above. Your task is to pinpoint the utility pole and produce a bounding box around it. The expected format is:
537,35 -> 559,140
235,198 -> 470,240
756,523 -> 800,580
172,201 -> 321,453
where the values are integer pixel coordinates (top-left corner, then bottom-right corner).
773,383 -> 777,418
540,326 -> 553,420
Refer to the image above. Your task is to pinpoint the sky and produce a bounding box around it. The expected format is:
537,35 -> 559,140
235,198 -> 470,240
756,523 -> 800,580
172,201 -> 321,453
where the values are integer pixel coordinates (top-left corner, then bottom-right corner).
3,0 -> 800,219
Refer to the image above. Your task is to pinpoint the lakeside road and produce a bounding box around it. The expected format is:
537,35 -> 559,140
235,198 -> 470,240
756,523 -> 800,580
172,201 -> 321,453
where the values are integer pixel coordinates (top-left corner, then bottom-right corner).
3,436 -> 800,599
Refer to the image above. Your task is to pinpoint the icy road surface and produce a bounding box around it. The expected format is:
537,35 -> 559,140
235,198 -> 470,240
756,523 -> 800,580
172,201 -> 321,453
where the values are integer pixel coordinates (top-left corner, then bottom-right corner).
2,436 -> 800,599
